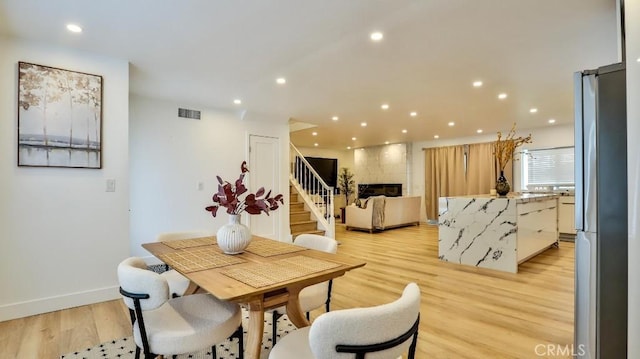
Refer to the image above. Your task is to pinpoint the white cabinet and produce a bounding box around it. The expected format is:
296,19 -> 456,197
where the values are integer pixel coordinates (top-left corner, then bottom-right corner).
516,198 -> 559,263
558,196 -> 576,234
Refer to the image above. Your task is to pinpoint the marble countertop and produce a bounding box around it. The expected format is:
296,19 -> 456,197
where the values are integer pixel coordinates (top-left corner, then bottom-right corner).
442,192 -> 559,203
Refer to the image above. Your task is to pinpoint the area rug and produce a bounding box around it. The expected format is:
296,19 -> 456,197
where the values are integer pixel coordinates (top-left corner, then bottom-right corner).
60,307 -> 294,359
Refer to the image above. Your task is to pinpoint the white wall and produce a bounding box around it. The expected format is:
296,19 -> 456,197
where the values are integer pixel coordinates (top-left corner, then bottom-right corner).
411,124 -> 574,222
0,36 -> 130,321
129,95 -> 290,260
626,1 -> 639,356
354,143 -> 409,194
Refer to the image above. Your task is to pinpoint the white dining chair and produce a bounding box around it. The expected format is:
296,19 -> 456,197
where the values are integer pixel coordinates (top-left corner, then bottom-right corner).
118,257 -> 244,359
268,234 -> 338,344
268,282 -> 421,359
156,231 -> 214,297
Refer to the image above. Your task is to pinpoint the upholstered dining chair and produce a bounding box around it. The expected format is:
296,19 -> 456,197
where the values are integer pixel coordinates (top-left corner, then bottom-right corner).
156,231 -> 214,297
267,234 -> 338,345
268,282 -> 421,359
117,257 -> 244,359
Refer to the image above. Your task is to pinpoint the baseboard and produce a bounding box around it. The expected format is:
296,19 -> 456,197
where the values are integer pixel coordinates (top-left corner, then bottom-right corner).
0,256 -> 175,322
0,285 -> 121,322
559,233 -> 576,242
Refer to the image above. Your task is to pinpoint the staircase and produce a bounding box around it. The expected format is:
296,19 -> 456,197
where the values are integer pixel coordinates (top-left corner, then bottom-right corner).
289,142 -> 335,239
289,185 -> 325,239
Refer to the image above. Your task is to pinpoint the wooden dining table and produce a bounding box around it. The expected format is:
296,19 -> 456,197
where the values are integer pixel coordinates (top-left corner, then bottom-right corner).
142,235 -> 366,359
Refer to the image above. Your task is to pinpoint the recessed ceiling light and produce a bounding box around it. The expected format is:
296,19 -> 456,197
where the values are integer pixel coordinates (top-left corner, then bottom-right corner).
314,143 -> 319,147
385,141 -> 390,145
402,129 -> 407,133
361,122 -> 367,127
381,104 -> 389,110
410,112 -> 417,117
548,118 -> 556,124
347,146 -> 351,150
473,81 -> 483,87
312,132 -> 318,136
434,135 -> 440,139
276,77 -> 286,84
332,116 -> 339,121
233,99 -> 242,105
66,24 -> 82,33
530,108 -> 538,113
498,93 -> 508,100
448,122 -> 455,127
477,129 -> 483,133
352,137 -> 357,141
637,57 -> 640,62
370,32 -> 383,41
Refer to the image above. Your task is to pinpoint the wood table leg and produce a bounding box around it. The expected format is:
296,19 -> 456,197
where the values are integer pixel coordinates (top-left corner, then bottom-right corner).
285,286 -> 310,328
183,281 -> 200,295
245,298 -> 265,359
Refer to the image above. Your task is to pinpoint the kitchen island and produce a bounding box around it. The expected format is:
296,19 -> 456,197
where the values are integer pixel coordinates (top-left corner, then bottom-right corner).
438,193 -> 559,273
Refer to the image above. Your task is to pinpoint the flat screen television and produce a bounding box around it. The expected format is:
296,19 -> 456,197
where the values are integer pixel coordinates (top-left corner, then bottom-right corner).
304,157 -> 338,188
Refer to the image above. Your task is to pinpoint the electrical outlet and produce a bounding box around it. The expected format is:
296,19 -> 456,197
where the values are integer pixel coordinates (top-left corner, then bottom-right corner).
106,179 -> 116,192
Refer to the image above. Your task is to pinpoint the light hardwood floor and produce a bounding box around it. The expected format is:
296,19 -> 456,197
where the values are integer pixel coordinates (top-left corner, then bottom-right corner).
0,224 -> 574,359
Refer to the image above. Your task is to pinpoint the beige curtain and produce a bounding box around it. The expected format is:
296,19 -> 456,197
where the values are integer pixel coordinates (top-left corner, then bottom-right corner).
424,141 -> 515,221
424,145 -> 466,220
466,142 -> 514,195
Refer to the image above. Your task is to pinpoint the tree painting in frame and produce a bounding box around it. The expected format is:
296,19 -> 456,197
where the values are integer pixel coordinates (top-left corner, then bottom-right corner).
18,62 -> 103,168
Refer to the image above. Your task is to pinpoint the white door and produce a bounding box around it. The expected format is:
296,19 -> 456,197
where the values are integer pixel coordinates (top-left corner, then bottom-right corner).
248,135 -> 280,240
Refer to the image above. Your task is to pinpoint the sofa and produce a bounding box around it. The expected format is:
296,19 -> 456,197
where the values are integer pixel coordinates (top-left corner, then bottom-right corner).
345,196 -> 421,232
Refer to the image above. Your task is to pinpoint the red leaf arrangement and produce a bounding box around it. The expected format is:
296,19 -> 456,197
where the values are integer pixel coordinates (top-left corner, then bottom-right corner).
205,161 -> 285,217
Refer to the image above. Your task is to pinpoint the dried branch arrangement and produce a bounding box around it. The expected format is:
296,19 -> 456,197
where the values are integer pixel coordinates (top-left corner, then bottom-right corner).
205,161 -> 284,217
494,123 -> 532,170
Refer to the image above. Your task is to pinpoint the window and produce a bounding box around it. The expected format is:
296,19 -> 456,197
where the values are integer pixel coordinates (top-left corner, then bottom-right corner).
521,146 -> 574,191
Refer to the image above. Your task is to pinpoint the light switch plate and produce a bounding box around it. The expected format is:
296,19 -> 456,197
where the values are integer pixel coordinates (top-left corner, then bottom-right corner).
106,179 -> 116,192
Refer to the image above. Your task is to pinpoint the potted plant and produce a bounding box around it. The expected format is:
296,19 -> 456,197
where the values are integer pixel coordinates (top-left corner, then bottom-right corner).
336,167 -> 354,223
337,167 -> 355,205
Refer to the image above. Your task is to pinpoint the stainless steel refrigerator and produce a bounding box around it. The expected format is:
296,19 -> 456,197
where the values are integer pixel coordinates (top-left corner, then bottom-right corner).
574,63 -> 627,358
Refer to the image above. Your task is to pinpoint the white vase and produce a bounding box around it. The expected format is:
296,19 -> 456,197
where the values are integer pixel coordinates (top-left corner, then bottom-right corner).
216,214 -> 251,254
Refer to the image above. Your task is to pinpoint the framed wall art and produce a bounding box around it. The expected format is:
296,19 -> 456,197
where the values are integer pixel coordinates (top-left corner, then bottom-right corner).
17,62 -> 103,168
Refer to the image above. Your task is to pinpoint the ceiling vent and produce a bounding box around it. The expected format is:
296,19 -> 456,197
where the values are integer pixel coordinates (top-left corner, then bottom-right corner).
178,108 -> 201,120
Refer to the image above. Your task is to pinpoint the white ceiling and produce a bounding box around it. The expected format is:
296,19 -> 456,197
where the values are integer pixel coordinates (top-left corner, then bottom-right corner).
0,0 -> 619,150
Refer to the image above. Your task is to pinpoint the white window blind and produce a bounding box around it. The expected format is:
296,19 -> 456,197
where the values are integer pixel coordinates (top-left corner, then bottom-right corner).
522,147 -> 574,189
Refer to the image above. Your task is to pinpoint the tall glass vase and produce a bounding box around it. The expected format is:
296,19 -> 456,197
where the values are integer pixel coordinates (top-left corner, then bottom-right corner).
216,214 -> 251,254
495,170 -> 511,196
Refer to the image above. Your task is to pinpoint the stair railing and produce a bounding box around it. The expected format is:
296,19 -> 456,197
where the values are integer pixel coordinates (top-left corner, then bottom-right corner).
289,143 -> 335,239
